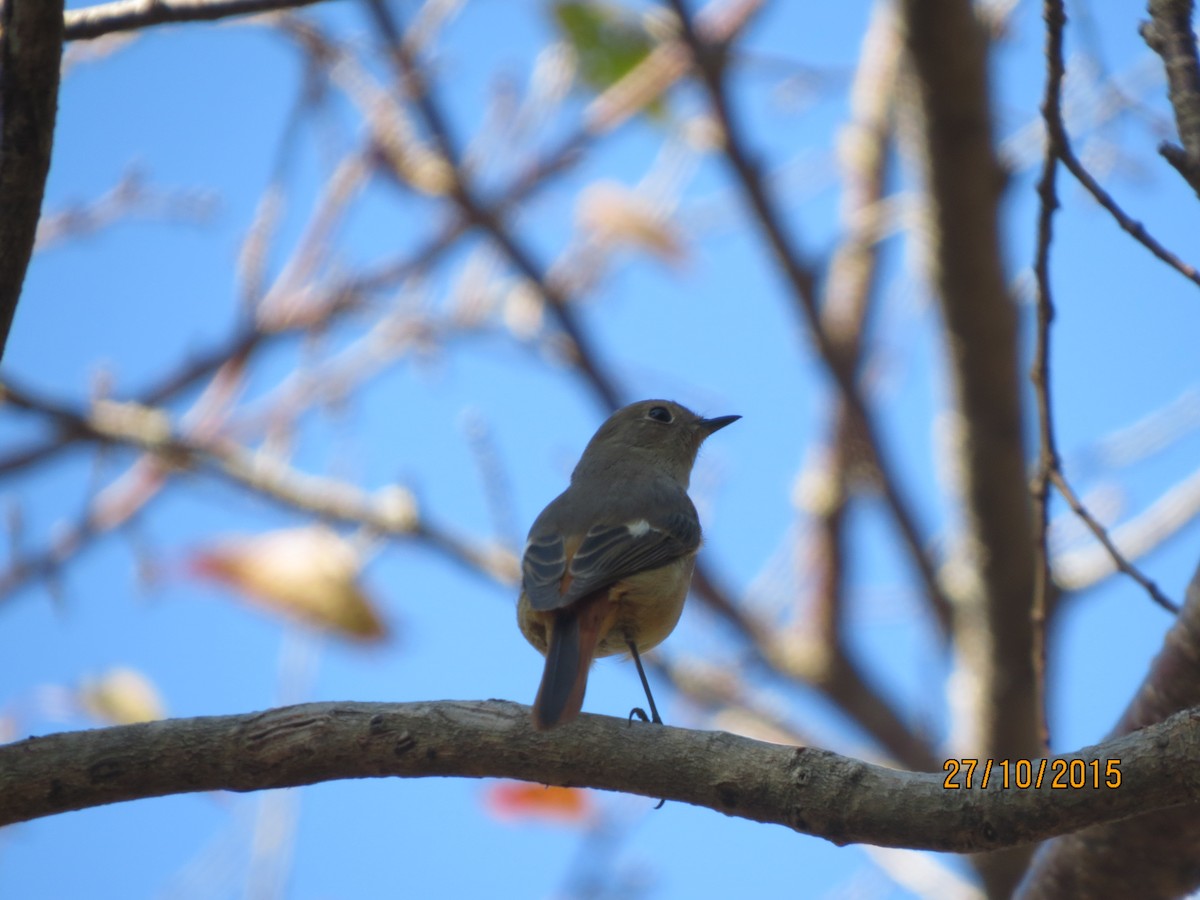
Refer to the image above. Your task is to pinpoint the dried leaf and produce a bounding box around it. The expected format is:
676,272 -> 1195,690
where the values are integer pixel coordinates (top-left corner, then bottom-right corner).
80,667 -> 166,725
576,181 -> 685,263
502,281 -> 545,339
189,526 -> 388,641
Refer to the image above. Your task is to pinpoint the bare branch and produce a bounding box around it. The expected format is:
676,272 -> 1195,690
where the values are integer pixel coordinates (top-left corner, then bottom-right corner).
899,0 -> 1038,767
3,699 -> 1199,853
63,0 -> 335,42
666,0 -> 954,637
34,169 -> 217,250
0,0 -> 64,360
0,122 -> 589,483
363,0 -> 623,411
803,3 -> 937,772
1054,466 -> 1200,592
900,0 -> 1040,890
0,458 -> 165,598
1141,0 -> 1200,197
0,380 -> 517,598
1048,470 -> 1178,612
1019,562 -> 1200,899
1030,0 -> 1067,756
1035,0 -> 1182,619
1060,147 -> 1200,290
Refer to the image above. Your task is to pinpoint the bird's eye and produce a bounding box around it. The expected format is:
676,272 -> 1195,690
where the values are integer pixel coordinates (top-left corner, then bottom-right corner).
647,406 -> 673,423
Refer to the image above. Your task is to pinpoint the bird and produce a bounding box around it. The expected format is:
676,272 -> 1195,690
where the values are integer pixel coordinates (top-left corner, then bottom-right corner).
517,399 -> 739,730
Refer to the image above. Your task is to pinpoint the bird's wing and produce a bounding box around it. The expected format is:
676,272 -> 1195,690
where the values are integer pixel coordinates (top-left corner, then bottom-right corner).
522,508 -> 700,611
521,532 -> 571,610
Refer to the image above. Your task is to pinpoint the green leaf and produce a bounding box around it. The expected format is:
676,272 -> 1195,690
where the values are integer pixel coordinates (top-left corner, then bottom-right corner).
552,1 -> 657,98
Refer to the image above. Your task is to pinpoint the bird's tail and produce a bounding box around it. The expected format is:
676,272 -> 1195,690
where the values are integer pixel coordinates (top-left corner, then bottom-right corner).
532,594 -> 611,730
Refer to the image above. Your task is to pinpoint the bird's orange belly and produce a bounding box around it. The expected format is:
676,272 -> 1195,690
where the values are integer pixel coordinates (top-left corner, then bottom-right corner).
594,554 -> 696,657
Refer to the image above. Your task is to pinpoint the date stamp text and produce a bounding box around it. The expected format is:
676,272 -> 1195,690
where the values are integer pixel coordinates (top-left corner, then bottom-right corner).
942,758 -> 1122,790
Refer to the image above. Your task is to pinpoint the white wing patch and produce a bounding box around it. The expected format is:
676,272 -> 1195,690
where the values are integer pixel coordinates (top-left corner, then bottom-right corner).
627,519 -> 651,537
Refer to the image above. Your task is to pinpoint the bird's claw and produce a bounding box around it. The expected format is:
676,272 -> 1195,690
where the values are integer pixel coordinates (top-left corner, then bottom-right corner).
628,706 -> 662,725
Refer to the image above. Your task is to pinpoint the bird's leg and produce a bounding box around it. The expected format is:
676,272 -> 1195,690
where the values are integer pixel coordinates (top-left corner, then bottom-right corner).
626,639 -> 663,725
626,638 -> 667,809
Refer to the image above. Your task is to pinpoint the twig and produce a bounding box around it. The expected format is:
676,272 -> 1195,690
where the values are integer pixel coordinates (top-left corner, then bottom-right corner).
1030,0 -> 1068,754
1016,0 -> 1200,289
34,169 -> 218,250
0,125 -> 590,482
363,0 -> 622,410
1037,0 -> 1181,617
0,459 -> 164,598
0,380 -> 517,599
1053,465 -> 1200,594
1049,471 -> 1178,612
1060,146 -> 1200,290
461,409 -> 521,549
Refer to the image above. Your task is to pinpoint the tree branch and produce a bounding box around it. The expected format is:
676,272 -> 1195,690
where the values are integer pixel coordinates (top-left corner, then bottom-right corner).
1030,0 -> 1066,758
0,379 -> 517,598
1059,144 -> 1200,291
363,0 -> 623,411
360,0 -> 793,675
1052,466 -> 1200,592
63,0 -> 334,41
1142,0 -> 1200,198
666,0 -> 954,639
0,0 -> 64,360
1019,562 -> 1200,899
899,0 -> 1039,890
803,2 -> 941,773
4,699 -> 1200,851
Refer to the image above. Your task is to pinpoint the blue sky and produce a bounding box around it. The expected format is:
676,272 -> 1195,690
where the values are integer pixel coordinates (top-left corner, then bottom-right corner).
4,1 -> 1200,897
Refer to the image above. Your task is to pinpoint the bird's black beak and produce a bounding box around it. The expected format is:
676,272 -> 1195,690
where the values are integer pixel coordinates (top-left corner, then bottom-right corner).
699,414 -> 740,435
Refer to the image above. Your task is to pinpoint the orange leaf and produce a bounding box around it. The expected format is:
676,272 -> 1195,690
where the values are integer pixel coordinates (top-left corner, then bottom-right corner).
483,781 -> 593,824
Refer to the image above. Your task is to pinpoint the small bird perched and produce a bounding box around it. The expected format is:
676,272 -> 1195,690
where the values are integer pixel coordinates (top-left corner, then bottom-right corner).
518,399 -> 739,730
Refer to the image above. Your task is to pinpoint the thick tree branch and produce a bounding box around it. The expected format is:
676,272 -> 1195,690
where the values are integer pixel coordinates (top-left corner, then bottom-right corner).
899,0 -> 1037,756
900,0 -> 1039,891
3,700 -> 1200,849
0,0 -> 64,360
1142,0 -> 1200,198
803,3 -> 939,772
1019,562 -> 1200,899
63,0 -> 334,41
